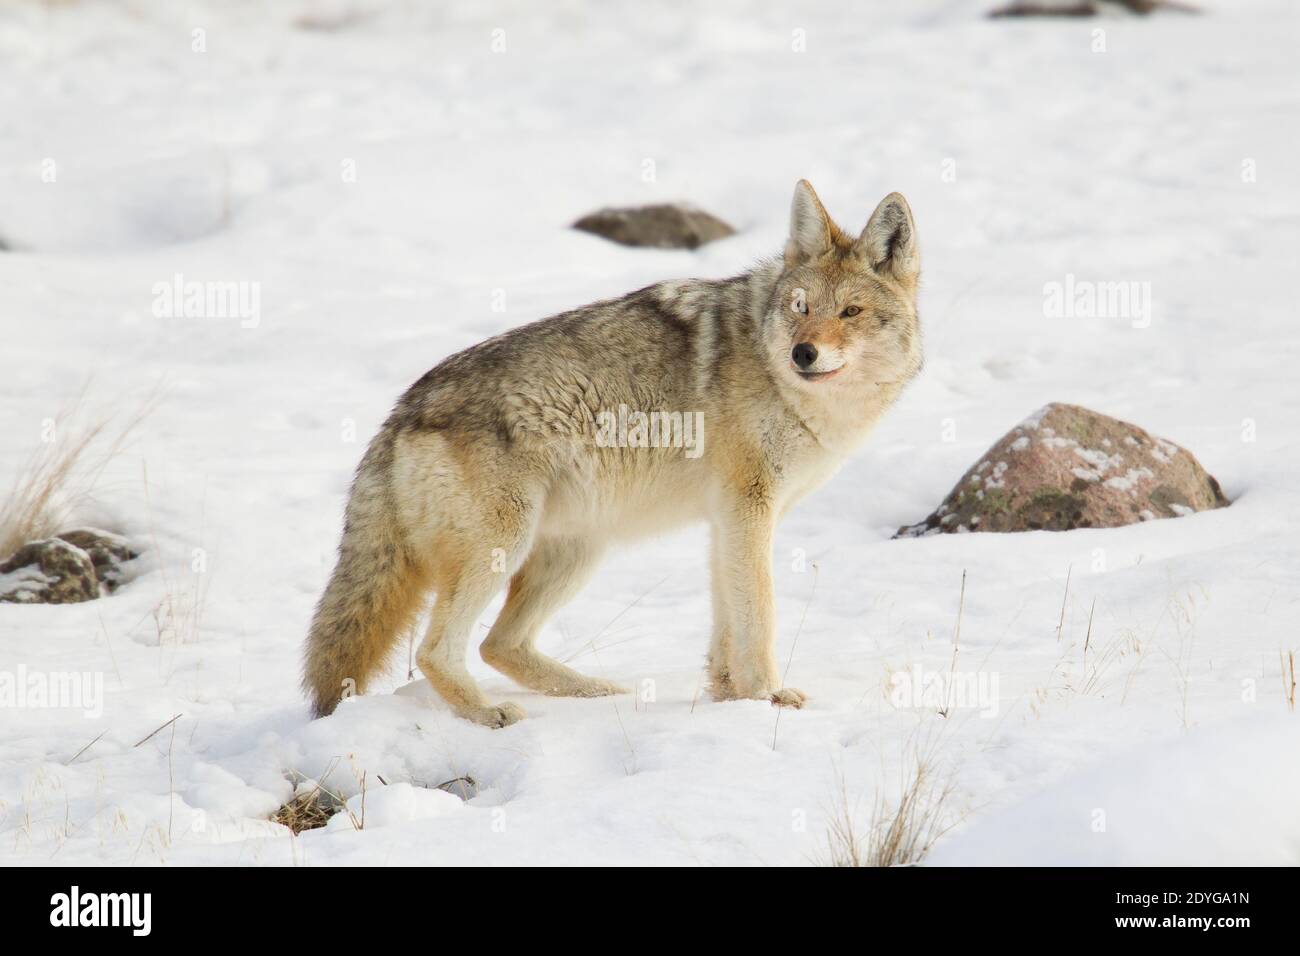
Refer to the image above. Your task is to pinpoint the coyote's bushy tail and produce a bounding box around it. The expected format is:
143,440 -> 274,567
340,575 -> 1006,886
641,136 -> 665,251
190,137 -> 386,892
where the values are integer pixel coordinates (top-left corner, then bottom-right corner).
303,435 -> 426,717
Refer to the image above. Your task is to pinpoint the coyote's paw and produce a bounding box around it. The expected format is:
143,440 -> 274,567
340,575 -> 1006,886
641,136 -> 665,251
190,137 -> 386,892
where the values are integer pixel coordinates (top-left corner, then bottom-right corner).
769,687 -> 807,709
464,702 -> 526,728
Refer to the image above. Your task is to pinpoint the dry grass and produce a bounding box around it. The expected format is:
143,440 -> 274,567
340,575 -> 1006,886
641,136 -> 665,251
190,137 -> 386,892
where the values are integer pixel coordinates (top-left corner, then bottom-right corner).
820,774 -> 869,867
1282,650 -> 1296,712
0,387 -> 153,561
273,767 -> 477,835
136,458 -> 211,648
867,759 -> 958,867
819,744 -> 961,867
936,570 -> 967,718
273,787 -> 342,835
1159,588 -> 1202,729
274,765 -> 352,835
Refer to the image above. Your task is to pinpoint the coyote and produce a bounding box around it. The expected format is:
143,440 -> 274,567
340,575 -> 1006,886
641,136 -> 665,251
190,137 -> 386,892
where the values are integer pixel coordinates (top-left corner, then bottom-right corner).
304,181 -> 922,726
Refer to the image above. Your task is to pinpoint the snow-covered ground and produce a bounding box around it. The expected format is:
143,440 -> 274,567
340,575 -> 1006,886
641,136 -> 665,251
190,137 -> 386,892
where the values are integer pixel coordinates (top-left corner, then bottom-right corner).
1,0 -> 1297,866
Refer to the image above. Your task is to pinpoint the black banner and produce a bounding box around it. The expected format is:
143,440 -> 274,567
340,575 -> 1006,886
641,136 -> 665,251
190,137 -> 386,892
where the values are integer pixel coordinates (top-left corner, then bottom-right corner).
5,866 -> 1286,941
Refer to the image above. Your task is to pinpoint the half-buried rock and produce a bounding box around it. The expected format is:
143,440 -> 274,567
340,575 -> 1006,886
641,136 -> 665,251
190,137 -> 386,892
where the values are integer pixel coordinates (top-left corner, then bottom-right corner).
896,403 -> 1229,537
572,203 -> 736,250
0,528 -> 138,603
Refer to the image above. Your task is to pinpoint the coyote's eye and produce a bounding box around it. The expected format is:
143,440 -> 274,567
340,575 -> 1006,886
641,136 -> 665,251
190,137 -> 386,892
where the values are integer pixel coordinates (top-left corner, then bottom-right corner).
841,305 -> 861,318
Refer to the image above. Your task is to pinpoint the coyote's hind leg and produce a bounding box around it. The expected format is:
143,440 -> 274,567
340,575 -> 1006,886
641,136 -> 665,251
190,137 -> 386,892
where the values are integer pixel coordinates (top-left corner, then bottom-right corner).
480,536 -> 629,698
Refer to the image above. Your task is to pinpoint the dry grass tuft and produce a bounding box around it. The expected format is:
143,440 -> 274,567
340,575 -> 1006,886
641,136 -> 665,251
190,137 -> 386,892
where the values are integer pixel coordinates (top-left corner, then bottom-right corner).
0,387 -> 154,561
274,764 -> 353,834
273,787 -> 342,835
820,744 -> 960,868
865,758 -> 958,867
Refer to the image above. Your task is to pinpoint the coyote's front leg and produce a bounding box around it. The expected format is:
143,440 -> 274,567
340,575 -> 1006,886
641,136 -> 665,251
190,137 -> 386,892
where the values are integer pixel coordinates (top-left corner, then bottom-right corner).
712,495 -> 806,709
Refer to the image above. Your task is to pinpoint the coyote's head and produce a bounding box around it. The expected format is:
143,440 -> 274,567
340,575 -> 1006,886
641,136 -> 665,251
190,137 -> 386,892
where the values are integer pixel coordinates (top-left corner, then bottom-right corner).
764,180 -> 922,396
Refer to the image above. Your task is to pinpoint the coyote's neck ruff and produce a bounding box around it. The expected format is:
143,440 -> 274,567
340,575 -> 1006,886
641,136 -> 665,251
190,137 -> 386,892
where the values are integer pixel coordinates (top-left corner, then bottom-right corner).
305,181 -> 922,726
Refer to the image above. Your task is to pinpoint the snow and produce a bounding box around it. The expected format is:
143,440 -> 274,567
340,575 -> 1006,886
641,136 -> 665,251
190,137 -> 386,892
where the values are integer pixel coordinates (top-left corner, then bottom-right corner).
929,714 -> 1300,866
1151,439 -> 1180,464
1,0 -> 1298,866
1103,466 -> 1154,492
1072,446 -> 1124,473
323,783 -> 464,832
0,566 -> 49,603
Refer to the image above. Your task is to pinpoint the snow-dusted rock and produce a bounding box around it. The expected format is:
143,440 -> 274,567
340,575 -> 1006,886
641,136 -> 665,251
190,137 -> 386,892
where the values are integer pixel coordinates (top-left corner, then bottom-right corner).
573,203 -> 736,249
896,403 -> 1229,537
53,528 -> 137,591
0,538 -> 98,603
0,528 -> 137,603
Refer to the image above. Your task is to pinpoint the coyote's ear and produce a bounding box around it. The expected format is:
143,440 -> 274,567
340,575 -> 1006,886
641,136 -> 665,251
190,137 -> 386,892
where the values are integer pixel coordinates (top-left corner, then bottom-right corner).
785,179 -> 837,266
856,192 -> 918,287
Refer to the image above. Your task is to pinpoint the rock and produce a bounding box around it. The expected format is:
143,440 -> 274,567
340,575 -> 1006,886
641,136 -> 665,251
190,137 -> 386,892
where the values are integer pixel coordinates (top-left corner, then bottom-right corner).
988,2 -> 1100,16
0,528 -> 138,603
0,538 -> 99,603
896,403 -> 1229,537
572,203 -> 736,250
988,1 -> 1194,17
54,528 -> 137,591
434,775 -> 478,801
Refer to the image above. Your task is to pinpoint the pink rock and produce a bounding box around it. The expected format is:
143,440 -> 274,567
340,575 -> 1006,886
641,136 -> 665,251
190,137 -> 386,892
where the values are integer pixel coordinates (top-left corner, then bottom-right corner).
896,403 -> 1229,537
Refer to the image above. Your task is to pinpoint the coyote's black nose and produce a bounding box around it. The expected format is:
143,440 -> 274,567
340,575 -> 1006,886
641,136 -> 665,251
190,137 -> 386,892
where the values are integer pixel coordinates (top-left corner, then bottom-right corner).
792,342 -> 818,370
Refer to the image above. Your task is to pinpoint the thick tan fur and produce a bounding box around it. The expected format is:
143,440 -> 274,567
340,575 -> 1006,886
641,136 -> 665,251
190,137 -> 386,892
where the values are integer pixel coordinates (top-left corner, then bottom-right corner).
304,181 -> 923,726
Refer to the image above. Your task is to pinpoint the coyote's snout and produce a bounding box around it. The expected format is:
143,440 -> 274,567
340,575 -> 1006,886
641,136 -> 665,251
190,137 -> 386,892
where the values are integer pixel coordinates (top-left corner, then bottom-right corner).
303,180 -> 922,727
